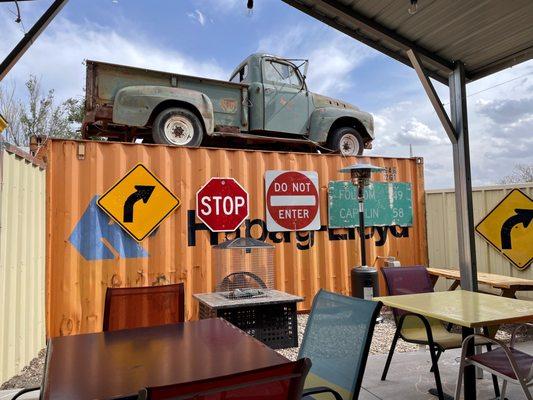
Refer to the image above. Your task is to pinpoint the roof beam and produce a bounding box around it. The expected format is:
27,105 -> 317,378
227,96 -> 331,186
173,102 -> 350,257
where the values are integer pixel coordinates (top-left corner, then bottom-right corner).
469,45 -> 533,81
282,0 -> 449,85
311,0 -> 454,71
0,0 -> 68,81
407,49 -> 457,143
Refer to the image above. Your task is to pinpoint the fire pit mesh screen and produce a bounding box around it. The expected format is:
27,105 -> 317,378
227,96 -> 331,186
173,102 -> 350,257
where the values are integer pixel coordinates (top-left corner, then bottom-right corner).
213,238 -> 275,299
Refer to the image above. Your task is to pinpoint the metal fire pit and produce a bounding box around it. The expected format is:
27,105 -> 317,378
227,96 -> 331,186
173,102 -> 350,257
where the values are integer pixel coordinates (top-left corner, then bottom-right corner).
193,238 -> 303,349
219,288 -> 268,300
193,290 -> 303,349
213,237 -> 275,298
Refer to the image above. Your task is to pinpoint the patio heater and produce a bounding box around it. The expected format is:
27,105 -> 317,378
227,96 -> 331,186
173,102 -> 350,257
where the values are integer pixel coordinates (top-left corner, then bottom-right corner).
339,163 -> 385,300
212,237 -> 275,299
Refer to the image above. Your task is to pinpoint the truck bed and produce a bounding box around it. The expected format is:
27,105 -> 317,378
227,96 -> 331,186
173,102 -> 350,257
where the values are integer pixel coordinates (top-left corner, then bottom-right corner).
84,60 -> 248,135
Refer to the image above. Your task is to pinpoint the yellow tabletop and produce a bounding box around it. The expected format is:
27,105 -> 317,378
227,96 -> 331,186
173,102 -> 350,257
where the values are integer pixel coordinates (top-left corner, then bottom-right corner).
375,290 -> 533,328
427,267 -> 533,290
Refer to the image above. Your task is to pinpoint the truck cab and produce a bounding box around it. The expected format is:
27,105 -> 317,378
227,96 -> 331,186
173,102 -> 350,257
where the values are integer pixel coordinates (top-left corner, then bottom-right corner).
229,54 -> 374,155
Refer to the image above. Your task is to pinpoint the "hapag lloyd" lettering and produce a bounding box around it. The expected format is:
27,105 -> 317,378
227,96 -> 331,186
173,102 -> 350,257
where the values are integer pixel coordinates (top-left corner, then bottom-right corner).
187,210 -> 408,251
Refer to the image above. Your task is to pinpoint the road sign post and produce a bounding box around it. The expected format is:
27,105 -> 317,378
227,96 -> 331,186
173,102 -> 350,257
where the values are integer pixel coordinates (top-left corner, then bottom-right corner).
265,171 -> 320,232
196,178 -> 249,232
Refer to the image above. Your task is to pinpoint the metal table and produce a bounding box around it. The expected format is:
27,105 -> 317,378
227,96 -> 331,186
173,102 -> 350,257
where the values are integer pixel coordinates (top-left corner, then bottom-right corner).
194,290 -> 303,349
375,290 -> 533,400
41,318 -> 290,400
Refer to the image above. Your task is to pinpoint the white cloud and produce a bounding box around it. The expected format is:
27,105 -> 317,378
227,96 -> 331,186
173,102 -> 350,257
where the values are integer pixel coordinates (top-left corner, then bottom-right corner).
257,24 -> 376,97
476,97 -> 533,125
367,61 -> 533,188
1,5 -> 531,190
0,9 -> 228,102
397,118 -> 448,146
188,10 -> 206,26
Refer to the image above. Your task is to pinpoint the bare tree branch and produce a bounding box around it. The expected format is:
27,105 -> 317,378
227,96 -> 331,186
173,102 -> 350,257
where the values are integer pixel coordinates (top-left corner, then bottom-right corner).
0,75 -> 84,147
499,164 -> 533,184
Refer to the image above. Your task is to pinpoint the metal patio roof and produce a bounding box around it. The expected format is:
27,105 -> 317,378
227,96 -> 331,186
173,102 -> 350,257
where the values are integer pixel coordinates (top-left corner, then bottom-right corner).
283,0 -> 533,84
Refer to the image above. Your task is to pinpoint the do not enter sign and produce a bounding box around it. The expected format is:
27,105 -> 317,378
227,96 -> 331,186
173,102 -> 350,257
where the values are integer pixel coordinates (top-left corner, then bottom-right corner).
265,171 -> 320,232
196,177 -> 249,232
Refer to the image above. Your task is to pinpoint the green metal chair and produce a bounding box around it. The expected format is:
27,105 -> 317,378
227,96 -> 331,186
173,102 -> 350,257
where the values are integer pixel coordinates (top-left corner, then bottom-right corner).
298,289 -> 383,400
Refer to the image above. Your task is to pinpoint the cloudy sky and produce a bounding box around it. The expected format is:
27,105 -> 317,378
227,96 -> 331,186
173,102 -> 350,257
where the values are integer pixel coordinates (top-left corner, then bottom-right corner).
1,0 -> 532,189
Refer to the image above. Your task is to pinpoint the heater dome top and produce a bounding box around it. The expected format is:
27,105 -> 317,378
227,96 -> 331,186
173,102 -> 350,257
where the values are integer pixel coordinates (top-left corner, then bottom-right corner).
339,163 -> 385,174
213,237 -> 274,250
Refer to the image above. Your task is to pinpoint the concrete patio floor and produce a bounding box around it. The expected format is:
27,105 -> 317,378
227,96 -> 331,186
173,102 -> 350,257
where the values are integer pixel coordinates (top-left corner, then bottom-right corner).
360,341 -> 533,400
1,342 -> 531,400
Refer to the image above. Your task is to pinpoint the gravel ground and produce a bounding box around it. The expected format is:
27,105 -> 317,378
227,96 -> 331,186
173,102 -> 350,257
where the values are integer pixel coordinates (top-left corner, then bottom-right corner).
1,315 -> 530,389
1,349 -> 46,390
275,312 -> 529,361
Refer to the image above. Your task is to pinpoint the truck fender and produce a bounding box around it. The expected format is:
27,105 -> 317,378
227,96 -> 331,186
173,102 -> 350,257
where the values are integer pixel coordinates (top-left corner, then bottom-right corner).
308,107 -> 374,143
113,85 -> 215,134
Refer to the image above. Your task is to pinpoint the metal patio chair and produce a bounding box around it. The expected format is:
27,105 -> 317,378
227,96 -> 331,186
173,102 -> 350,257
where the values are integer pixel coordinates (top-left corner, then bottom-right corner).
10,387 -> 41,400
138,358 -> 311,400
298,289 -> 383,400
380,266 -> 497,400
455,324 -> 533,400
103,283 -> 185,332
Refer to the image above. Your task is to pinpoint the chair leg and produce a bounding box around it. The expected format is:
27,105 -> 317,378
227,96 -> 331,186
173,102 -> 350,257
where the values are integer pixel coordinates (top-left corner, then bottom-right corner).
500,380 -> 507,400
429,344 -> 446,400
454,357 -> 464,400
483,326 -> 500,398
430,349 -> 442,373
519,380 -> 532,400
11,387 -> 40,400
381,327 -> 400,381
484,341 -> 500,398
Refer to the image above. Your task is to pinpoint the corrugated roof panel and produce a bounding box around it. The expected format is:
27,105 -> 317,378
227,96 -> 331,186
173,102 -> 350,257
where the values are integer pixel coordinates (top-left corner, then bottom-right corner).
284,0 -> 533,81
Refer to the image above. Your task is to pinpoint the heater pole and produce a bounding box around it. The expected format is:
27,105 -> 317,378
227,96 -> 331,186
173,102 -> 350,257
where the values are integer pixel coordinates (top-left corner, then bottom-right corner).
357,185 -> 366,266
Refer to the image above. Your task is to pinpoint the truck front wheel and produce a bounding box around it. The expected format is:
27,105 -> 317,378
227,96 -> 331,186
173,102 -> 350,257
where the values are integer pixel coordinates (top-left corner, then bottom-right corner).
152,107 -> 204,147
327,127 -> 364,156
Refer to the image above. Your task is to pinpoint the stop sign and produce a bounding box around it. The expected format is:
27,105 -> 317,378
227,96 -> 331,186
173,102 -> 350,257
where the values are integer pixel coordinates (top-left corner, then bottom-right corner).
196,177 -> 249,232
265,171 -> 320,232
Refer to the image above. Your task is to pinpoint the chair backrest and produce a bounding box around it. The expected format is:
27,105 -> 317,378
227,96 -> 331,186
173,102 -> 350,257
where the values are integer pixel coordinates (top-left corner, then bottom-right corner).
138,358 -> 311,400
381,266 -> 433,320
103,283 -> 184,332
297,290 -> 382,400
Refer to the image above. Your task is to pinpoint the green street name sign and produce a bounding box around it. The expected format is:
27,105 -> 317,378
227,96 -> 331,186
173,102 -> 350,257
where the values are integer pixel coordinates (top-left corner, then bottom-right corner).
328,181 -> 413,228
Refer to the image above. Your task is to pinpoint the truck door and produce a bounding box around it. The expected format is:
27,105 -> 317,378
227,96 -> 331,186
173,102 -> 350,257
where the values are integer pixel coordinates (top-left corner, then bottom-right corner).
262,59 -> 310,135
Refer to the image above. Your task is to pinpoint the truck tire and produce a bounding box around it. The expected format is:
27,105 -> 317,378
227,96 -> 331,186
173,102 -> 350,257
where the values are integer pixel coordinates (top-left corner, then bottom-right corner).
327,127 -> 364,156
152,107 -> 204,147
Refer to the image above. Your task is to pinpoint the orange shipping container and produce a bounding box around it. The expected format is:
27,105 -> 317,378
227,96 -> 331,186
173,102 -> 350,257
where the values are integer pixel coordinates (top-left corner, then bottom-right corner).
43,139 -> 427,338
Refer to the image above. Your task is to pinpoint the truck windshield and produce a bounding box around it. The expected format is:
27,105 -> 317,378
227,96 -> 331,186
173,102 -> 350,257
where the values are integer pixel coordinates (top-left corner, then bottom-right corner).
264,60 -> 302,87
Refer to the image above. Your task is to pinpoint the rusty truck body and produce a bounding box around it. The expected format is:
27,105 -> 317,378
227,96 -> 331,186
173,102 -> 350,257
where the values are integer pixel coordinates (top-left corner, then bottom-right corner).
83,53 -> 374,155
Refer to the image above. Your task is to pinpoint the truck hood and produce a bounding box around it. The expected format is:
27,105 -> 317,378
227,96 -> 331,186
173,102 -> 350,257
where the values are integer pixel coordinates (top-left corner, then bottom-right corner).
311,92 -> 359,110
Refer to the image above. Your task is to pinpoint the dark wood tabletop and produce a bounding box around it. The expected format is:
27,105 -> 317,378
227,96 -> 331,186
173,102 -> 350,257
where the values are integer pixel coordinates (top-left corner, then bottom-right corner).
41,318 -> 290,400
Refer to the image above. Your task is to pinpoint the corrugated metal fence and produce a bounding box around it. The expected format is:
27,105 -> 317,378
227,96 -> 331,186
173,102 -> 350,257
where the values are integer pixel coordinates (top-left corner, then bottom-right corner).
0,143 -> 46,383
426,183 -> 533,299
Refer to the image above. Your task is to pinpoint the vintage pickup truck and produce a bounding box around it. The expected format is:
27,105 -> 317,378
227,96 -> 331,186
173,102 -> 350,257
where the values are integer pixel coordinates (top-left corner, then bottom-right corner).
83,53 -> 374,155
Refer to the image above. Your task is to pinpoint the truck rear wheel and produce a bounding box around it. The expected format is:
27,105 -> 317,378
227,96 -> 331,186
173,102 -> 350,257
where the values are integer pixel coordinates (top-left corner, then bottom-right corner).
327,127 -> 364,156
152,107 -> 204,147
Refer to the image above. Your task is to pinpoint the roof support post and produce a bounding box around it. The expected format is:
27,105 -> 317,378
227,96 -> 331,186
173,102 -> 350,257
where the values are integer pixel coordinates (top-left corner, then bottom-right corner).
449,61 -> 478,294
406,50 -> 457,143
0,0 -> 69,82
